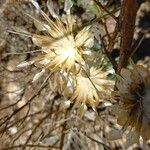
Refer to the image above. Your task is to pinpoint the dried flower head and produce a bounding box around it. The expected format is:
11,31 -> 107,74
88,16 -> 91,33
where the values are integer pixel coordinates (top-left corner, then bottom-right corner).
19,0 -> 93,75
70,67 -> 112,115
114,60 -> 150,142
15,0 -> 112,116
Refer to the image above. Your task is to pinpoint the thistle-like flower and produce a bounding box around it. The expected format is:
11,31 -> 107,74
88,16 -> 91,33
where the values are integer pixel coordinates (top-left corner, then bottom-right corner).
17,0 -> 93,76
16,0 -> 112,115
70,67 -> 112,115
114,60 -> 150,143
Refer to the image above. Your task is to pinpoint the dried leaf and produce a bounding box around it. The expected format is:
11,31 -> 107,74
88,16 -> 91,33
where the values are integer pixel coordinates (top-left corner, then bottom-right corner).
120,68 -> 132,84
34,20 -> 50,31
106,129 -> 122,140
117,111 -> 129,126
47,0 -> 59,18
17,61 -> 34,68
32,69 -> 45,82
30,0 -> 40,11
32,34 -> 52,47
125,131 -> 139,148
42,135 -> 59,145
64,128 -> 87,150
61,100 -> 71,110
11,26 -> 32,37
12,26 -> 30,34
84,36 -> 94,48
75,26 -> 91,47
64,0 -> 73,15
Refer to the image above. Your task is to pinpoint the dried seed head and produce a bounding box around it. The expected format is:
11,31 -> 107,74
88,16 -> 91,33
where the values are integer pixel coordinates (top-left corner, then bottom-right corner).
18,0 -> 93,75
70,67 -> 112,115
114,60 -> 150,142
15,0 -> 112,116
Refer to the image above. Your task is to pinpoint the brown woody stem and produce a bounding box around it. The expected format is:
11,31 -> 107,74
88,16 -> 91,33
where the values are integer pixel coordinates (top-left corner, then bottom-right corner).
118,0 -> 139,73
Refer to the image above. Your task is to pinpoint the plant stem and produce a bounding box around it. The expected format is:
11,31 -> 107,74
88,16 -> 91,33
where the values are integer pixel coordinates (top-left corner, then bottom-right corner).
118,0 -> 139,73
